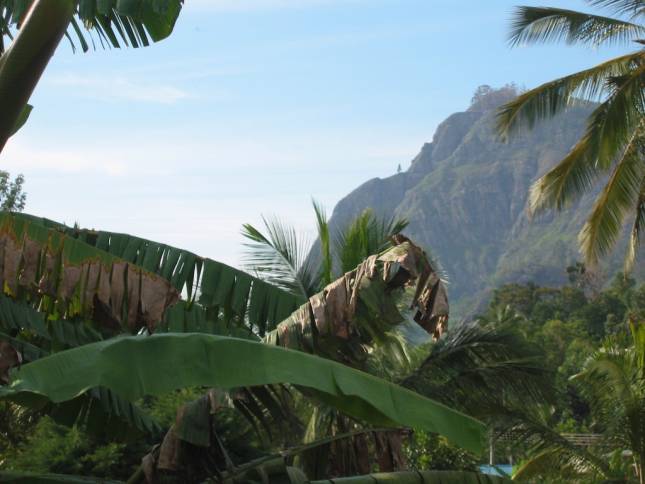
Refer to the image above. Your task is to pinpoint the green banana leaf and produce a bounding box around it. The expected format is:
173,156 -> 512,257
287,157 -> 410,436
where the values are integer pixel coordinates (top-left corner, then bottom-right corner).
1,0 -> 183,51
0,333 -> 485,453
13,212 -> 302,334
0,1 -> 184,152
0,1 -> 74,152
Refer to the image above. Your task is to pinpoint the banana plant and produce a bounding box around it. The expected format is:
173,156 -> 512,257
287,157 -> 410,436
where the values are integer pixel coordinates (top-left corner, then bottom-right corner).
0,0 -> 184,152
0,212 -> 497,483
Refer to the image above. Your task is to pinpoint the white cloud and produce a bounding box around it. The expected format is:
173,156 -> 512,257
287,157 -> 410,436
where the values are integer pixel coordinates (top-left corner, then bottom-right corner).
2,138 -> 128,176
47,73 -> 190,104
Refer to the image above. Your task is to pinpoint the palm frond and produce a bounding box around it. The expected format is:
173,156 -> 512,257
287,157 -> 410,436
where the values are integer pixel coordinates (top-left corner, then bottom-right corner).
312,199 -> 332,288
335,209 -> 409,275
579,124 -> 645,266
588,0 -> 645,19
625,178 -> 645,271
500,405 -> 613,481
509,6 -> 645,47
528,63 -> 645,214
513,447 -> 605,481
401,324 -> 554,418
497,50 -> 642,139
242,216 -> 317,301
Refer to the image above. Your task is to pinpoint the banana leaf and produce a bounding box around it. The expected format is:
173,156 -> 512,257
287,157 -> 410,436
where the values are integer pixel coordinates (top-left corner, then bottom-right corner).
0,212 -> 179,333
0,1 -> 74,152
13,212 -> 302,334
0,333 -> 485,453
264,235 -> 449,365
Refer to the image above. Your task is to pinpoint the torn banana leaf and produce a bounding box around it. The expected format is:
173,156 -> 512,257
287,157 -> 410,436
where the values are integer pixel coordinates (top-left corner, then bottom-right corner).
264,235 -> 449,364
0,212 -> 179,333
0,333 -> 485,453
12,212 -> 301,334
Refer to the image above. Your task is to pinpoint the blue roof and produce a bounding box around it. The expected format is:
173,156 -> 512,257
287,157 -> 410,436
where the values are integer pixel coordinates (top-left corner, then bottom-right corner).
479,464 -> 513,477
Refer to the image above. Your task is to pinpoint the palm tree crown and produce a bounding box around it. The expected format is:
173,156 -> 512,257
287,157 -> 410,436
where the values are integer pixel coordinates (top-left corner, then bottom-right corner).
497,0 -> 645,271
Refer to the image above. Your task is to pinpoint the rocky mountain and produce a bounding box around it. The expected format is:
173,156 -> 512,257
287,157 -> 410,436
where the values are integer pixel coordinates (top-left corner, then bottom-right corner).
326,87 -> 643,319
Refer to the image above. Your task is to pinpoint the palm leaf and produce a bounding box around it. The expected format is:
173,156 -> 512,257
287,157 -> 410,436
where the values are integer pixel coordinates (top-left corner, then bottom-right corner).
0,333 -> 486,454
242,216 -> 317,302
497,50 -> 642,139
512,447 -> 605,481
588,0 -> 645,19
313,198 -> 333,288
335,209 -> 409,275
509,6 -> 645,47
578,123 -> 645,265
528,63 -> 645,214
401,324 -> 554,418
500,406 -> 612,481
625,177 -> 645,271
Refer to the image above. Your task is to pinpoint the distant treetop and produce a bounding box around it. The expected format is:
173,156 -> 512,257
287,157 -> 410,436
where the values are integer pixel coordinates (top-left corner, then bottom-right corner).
0,171 -> 26,212
469,84 -> 520,112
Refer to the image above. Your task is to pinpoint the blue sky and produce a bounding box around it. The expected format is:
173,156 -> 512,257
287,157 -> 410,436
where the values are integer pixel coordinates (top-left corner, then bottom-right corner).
3,0 -> 627,266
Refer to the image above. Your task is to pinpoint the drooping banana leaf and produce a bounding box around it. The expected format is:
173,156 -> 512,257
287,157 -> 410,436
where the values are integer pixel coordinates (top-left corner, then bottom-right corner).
264,235 -> 449,366
0,333 -> 485,454
14,212 -> 302,334
136,236 -> 451,481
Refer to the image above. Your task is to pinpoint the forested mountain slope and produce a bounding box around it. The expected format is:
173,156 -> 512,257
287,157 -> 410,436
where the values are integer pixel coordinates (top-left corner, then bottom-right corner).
326,87 -> 643,317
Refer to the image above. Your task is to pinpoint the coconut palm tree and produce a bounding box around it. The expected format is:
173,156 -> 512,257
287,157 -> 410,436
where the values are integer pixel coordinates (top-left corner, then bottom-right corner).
242,203 -> 555,479
0,0 -> 184,152
497,0 -> 645,272
241,200 -> 410,303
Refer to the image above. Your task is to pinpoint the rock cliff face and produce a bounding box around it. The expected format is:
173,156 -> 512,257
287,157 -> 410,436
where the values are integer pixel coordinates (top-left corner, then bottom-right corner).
327,90 -> 642,318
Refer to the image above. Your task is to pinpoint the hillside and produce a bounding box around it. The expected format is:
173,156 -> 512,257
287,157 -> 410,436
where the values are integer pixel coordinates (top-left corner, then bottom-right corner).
326,87 -> 643,319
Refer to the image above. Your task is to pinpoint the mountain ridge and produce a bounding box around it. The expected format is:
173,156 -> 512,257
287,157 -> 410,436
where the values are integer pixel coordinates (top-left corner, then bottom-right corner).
326,87 -> 643,319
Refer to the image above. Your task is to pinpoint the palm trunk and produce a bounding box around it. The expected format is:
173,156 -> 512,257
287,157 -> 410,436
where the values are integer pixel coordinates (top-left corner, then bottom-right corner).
0,0 -> 74,153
